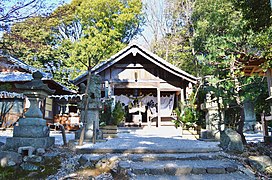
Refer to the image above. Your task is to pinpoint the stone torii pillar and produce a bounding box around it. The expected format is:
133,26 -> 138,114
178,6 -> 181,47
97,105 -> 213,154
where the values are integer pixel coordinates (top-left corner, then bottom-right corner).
6,71 -> 55,150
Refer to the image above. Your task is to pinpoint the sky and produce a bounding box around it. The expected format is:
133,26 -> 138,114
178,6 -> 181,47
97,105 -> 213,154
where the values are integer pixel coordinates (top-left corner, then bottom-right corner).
133,0 -> 166,49
0,0 -> 165,49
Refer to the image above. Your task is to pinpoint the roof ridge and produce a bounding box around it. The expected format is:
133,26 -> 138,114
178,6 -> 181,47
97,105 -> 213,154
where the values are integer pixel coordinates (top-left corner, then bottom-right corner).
73,43 -> 198,85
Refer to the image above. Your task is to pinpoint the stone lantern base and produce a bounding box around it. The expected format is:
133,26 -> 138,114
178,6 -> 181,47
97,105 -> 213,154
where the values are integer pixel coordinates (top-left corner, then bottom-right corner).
5,118 -> 55,150
6,137 -> 55,150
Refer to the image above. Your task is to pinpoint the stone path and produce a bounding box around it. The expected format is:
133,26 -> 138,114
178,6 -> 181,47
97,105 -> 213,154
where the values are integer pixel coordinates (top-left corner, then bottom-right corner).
76,127 -> 220,153
74,127 -> 256,179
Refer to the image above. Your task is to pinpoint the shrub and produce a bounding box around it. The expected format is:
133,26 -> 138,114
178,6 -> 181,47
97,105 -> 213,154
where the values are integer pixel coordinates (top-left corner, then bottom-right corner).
112,101 -> 125,125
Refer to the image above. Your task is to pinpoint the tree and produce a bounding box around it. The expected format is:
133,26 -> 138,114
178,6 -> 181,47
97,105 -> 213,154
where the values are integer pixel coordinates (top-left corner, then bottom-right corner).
192,0 -> 272,144
69,0 -> 144,67
0,0 -> 64,43
143,0 -> 197,75
2,0 -> 144,86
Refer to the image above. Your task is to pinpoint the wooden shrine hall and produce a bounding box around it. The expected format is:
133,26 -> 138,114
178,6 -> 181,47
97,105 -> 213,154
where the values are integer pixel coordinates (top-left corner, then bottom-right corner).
73,43 -> 197,127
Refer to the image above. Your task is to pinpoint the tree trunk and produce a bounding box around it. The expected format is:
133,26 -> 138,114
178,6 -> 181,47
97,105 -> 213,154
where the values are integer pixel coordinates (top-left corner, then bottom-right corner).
78,67 -> 92,146
237,106 -> 247,144
230,56 -> 247,144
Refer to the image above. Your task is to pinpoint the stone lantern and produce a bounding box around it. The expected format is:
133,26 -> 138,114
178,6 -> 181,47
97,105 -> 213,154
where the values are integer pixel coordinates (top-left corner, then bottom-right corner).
6,71 -> 55,150
76,74 -> 102,141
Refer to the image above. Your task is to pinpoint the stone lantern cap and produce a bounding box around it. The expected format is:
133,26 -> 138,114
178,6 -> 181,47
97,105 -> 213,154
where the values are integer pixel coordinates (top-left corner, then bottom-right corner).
15,71 -> 55,97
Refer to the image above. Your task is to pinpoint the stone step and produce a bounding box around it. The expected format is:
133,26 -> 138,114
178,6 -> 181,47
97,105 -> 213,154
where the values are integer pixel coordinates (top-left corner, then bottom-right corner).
78,152 -> 223,166
126,152 -> 222,162
134,172 -> 255,180
76,147 -> 221,154
118,159 -> 240,176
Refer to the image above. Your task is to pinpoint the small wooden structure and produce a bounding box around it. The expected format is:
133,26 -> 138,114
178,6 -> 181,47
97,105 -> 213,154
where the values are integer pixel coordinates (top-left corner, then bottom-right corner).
0,54 -> 76,128
73,43 -> 197,127
261,113 -> 272,144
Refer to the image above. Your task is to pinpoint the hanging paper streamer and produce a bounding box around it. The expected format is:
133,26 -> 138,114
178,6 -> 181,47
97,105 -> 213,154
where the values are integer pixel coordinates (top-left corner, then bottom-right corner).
49,94 -> 85,100
0,91 -> 24,99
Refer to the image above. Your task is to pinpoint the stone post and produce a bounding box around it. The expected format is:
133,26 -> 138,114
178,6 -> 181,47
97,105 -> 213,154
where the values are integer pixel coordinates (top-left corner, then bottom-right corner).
243,100 -> 256,132
5,71 -> 55,150
201,91 -> 225,140
87,75 -> 102,140
76,75 -> 102,141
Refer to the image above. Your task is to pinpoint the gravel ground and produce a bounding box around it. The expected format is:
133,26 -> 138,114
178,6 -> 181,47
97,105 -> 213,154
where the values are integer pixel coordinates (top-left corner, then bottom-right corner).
0,127 -> 263,150
76,127 -> 221,151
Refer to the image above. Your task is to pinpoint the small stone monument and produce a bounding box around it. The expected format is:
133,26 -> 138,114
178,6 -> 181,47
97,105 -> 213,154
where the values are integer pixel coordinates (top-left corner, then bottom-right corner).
243,100 -> 256,132
5,71 -> 55,150
76,75 -> 102,140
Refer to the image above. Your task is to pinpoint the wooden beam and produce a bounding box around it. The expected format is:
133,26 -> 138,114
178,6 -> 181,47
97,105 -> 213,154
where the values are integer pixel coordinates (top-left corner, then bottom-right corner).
157,85 -> 161,127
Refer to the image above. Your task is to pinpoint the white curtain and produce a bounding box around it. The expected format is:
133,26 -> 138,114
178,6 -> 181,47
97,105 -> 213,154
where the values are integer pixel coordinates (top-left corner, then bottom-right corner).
115,94 -> 175,117
115,94 -> 131,106
160,94 -> 174,116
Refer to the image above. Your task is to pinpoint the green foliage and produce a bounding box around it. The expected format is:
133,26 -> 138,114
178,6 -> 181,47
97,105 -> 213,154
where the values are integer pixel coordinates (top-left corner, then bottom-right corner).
236,0 -> 271,32
173,100 -> 198,129
2,0 -> 144,88
192,0 -> 272,104
100,99 -> 112,125
0,84 -> 12,91
100,100 -> 125,125
112,101 -> 125,125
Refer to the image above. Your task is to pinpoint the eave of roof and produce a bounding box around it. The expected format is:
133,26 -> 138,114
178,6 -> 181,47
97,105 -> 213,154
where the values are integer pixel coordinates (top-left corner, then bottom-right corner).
0,72 -> 50,82
0,54 -> 51,78
0,72 -> 75,94
0,54 -> 75,94
43,80 -> 76,95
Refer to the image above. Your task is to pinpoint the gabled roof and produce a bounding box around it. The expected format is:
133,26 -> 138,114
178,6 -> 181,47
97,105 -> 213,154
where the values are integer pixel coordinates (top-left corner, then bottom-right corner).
73,43 -> 198,85
0,54 -> 75,94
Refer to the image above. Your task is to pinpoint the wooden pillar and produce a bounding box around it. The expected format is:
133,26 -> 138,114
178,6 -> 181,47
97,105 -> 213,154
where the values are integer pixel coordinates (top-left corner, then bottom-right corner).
175,92 -> 179,107
266,69 -> 272,113
157,87 -> 161,127
180,88 -> 185,104
266,69 -> 272,96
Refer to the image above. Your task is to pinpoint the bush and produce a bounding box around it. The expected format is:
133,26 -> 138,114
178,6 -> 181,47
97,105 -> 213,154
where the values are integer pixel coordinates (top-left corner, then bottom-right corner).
112,101 -> 125,125
173,101 -> 197,128
100,99 -> 112,125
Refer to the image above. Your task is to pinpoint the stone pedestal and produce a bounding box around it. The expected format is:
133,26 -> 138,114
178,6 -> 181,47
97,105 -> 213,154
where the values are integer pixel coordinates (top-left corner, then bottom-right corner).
83,101 -> 101,140
5,71 -> 55,150
76,75 -> 102,141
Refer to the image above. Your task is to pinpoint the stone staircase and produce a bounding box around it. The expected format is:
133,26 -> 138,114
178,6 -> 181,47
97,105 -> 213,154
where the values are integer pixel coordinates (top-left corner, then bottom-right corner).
75,128 -> 255,179
78,151 -> 255,180
116,152 -> 255,179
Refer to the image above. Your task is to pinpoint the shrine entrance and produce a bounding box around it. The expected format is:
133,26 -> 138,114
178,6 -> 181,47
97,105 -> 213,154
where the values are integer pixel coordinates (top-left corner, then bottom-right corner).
114,88 -> 180,126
